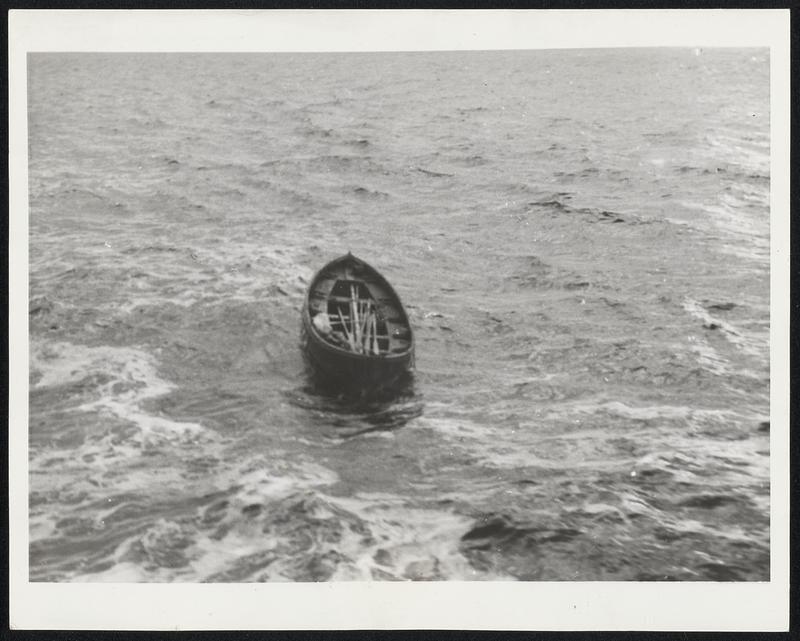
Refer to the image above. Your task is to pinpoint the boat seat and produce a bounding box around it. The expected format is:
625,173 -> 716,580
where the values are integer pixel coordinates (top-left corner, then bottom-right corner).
327,295 -> 377,304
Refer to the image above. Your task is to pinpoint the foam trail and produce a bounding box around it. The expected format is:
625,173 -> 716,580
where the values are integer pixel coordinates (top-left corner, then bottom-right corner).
31,341 -> 206,441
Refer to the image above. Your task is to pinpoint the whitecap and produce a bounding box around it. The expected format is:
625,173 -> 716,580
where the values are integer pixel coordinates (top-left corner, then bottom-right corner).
683,298 -> 767,363
31,340 -> 207,443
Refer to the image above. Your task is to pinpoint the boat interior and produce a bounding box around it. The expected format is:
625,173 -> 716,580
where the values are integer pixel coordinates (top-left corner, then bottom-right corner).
308,263 -> 412,355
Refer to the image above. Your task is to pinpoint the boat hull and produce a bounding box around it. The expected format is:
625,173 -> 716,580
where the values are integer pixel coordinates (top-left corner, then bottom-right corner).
300,318 -> 413,391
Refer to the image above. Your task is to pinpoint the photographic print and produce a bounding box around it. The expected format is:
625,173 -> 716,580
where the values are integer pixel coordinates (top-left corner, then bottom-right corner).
10,9 -> 790,631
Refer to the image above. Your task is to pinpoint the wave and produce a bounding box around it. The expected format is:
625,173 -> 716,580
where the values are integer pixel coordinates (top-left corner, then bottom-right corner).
682,298 -> 767,364
30,341 -> 208,445
525,196 -> 633,225
414,167 -> 455,178
285,383 -> 423,441
67,460 -> 488,582
505,254 -> 603,292
351,186 -> 390,200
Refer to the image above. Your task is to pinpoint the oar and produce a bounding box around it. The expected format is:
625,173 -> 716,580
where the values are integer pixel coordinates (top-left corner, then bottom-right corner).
337,307 -> 354,350
359,300 -> 371,348
363,308 -> 370,355
350,286 -> 360,352
368,307 -> 375,354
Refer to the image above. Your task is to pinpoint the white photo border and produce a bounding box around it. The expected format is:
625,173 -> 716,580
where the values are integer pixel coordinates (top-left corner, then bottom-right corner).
8,9 -> 790,631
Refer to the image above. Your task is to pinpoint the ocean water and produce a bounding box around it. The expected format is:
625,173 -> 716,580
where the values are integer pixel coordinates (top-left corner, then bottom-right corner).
27,49 -> 770,582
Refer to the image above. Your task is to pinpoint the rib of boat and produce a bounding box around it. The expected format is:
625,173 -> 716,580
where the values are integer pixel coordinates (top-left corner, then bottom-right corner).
301,252 -> 415,392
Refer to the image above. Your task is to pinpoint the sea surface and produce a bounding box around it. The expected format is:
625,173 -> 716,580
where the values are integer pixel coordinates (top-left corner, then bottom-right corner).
27,49 -> 770,582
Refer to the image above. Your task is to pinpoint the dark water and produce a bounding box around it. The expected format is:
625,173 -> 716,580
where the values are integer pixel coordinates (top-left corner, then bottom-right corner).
28,49 -> 770,582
